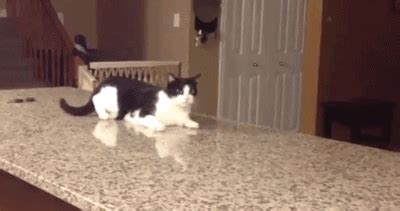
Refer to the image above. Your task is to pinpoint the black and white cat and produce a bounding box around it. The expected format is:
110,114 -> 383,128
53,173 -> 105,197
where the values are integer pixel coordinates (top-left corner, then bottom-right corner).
60,73 -> 201,131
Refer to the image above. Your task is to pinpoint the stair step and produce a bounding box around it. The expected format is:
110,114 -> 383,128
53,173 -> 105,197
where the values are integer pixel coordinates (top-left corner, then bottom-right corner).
0,18 -> 18,39
0,71 -> 35,84
0,68 -> 33,75
0,18 -> 17,29
0,64 -> 31,69
0,30 -> 18,38
0,59 -> 32,68
0,38 -> 24,48
0,45 -> 23,52
0,18 -> 50,90
0,48 -> 24,58
0,18 -> 17,26
0,66 -> 32,74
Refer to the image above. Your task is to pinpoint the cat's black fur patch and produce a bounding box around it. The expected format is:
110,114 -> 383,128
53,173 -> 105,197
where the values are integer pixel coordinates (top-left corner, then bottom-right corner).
60,98 -> 94,116
104,77 -> 161,119
59,74 -> 201,119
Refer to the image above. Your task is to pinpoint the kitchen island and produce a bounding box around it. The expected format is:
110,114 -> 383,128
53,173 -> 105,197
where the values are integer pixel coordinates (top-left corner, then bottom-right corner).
1,87 -> 400,210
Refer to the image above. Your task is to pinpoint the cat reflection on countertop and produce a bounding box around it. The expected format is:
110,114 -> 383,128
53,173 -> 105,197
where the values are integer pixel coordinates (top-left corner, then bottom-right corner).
127,123 -> 197,170
92,121 -> 197,169
92,120 -> 119,147
60,73 -> 201,131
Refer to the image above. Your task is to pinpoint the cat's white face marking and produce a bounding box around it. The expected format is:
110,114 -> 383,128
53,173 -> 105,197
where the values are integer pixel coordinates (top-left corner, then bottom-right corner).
154,89 -> 197,127
173,85 -> 194,107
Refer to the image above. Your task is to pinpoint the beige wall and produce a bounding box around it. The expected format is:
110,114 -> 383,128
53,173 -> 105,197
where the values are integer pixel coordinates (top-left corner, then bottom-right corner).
109,0 -> 192,73
300,0 -> 323,135
97,0 -> 194,73
141,0 -> 191,76
188,5 -> 219,116
136,0 -> 219,115
50,0 -> 97,48
97,0 -> 141,60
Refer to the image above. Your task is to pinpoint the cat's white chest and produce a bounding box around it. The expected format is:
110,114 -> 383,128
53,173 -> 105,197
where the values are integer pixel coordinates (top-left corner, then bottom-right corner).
154,92 -> 190,125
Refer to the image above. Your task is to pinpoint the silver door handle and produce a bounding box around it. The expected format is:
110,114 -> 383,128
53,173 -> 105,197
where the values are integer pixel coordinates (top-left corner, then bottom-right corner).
252,62 -> 259,67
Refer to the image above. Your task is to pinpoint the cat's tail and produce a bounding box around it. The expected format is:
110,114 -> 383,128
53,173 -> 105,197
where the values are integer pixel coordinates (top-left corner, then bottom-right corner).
59,98 -> 94,116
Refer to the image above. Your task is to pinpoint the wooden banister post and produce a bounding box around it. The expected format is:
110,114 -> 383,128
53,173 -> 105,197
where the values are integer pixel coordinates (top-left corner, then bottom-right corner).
6,0 -> 17,18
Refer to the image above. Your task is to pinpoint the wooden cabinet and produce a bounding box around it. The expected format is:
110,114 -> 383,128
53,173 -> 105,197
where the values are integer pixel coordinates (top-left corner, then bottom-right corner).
0,170 -> 78,211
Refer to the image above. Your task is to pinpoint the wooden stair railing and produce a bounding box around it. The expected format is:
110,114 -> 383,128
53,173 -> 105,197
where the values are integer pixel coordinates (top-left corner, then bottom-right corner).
6,0 -> 84,86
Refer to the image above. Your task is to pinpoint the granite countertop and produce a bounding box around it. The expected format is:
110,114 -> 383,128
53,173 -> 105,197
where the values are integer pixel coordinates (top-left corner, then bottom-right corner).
1,87 -> 400,210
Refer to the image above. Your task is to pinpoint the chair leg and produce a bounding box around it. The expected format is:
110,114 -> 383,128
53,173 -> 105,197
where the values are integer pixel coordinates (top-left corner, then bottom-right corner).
381,124 -> 392,148
350,126 -> 361,143
323,112 -> 333,138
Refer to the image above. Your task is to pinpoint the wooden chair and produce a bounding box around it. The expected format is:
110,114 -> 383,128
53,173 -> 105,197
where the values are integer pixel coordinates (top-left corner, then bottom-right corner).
321,98 -> 395,149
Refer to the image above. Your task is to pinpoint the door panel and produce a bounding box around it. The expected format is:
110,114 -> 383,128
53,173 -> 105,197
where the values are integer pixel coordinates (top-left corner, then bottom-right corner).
219,0 -> 306,131
247,75 -> 260,124
272,0 -> 306,130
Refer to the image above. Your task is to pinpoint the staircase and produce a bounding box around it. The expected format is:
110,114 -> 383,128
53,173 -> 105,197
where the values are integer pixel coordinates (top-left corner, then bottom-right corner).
0,17 -> 47,89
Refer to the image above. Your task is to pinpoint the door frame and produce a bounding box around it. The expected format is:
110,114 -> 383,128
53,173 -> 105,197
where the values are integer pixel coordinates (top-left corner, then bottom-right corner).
217,0 -> 227,119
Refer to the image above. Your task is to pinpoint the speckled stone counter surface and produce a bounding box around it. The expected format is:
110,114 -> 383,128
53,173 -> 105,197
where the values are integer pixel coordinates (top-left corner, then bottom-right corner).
1,87 -> 400,210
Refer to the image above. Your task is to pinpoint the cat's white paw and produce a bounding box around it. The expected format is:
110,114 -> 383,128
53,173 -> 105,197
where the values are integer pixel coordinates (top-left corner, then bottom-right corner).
153,124 -> 166,131
98,113 -> 109,120
146,121 -> 166,131
184,120 -> 199,129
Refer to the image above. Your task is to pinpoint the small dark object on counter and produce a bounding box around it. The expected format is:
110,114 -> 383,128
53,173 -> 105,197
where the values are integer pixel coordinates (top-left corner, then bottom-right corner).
7,98 -> 24,103
7,97 -> 36,104
25,97 -> 36,102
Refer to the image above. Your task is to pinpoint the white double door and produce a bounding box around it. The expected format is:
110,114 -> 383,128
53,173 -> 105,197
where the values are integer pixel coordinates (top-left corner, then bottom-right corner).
219,0 -> 307,131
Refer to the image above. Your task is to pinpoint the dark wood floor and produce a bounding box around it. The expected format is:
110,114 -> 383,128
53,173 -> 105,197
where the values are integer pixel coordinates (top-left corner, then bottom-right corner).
0,170 -> 79,211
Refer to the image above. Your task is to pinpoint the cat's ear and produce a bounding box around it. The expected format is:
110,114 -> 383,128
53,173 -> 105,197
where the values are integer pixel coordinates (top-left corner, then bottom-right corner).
168,73 -> 177,82
192,73 -> 201,82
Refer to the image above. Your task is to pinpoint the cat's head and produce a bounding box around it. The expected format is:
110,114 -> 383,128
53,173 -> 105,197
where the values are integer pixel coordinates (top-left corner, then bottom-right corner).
166,73 -> 201,106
